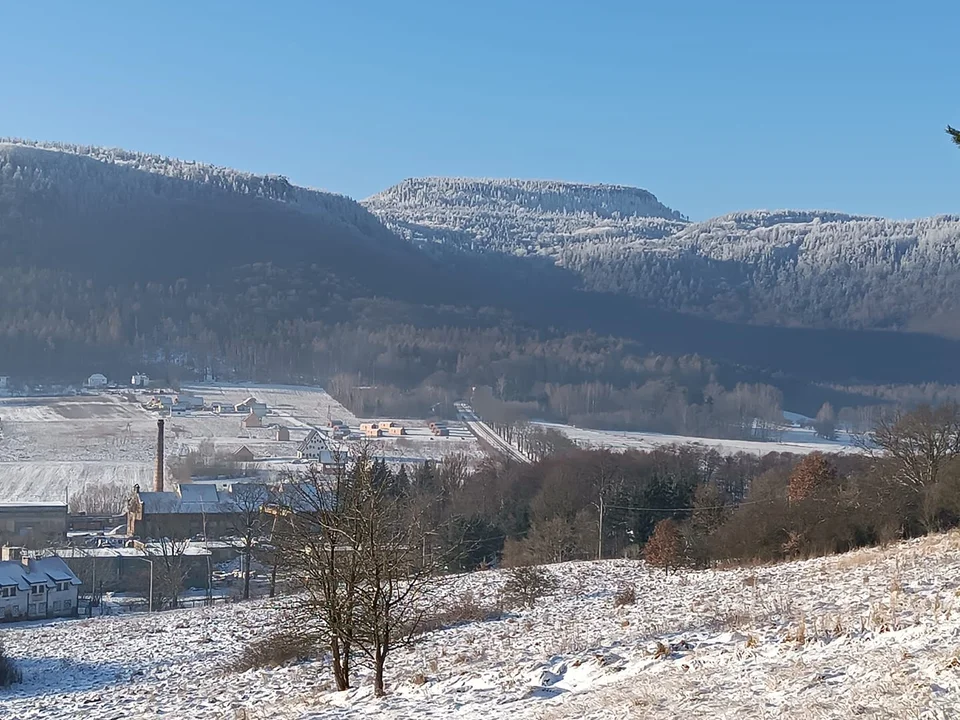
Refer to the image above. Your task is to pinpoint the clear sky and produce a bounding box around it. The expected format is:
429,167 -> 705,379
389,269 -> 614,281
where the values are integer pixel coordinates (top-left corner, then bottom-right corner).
2,1 -> 957,220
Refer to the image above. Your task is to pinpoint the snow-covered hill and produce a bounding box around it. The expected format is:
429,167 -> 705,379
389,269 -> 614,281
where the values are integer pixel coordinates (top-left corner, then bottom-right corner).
4,531 -> 960,718
367,176 -> 960,332
363,178 -> 688,258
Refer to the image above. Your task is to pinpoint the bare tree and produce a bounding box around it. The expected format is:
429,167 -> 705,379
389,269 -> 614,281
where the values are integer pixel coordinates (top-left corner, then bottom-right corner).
275,451 -> 443,696
341,457 -> 440,696
69,482 -> 129,515
872,403 -> 960,529
227,483 -> 269,600
274,462 -> 360,692
146,535 -> 191,610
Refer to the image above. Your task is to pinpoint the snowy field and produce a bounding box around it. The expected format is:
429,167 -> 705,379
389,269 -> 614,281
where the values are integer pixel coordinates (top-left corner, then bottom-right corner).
2,531 -> 959,719
0,385 -> 482,502
538,422 -> 864,457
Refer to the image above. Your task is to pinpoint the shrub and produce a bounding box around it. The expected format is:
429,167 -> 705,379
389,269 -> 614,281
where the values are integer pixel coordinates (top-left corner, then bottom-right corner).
414,592 -> 502,634
613,583 -> 637,607
229,630 -> 317,672
499,566 -> 559,608
788,452 -> 838,504
643,519 -> 686,574
0,642 -> 22,688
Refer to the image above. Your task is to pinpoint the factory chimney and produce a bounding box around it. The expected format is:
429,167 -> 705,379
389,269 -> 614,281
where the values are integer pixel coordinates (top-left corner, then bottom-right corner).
155,418 -> 165,492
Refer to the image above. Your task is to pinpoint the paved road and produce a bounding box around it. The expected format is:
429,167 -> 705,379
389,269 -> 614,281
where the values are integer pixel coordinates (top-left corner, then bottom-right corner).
455,402 -> 532,464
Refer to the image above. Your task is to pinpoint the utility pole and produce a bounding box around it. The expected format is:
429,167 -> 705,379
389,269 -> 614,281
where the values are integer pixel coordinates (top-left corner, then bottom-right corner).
596,493 -> 604,561
137,556 -> 154,612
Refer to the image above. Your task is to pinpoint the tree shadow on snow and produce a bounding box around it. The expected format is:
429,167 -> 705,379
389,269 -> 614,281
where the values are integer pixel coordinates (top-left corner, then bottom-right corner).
2,656 -> 138,699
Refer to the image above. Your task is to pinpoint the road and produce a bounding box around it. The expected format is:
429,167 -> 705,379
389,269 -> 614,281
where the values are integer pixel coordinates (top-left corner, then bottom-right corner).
455,402 -> 532,464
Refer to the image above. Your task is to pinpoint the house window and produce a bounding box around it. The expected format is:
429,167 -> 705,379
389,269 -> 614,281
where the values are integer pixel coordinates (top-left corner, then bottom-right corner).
64,600 -> 72,610
56,582 -> 69,592
52,601 -> 61,611
0,587 -> 12,598
31,585 -> 44,595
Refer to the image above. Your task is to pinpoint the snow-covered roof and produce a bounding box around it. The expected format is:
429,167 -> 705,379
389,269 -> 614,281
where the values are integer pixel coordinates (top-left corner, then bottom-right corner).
0,502 -> 67,509
30,556 -> 81,585
0,556 -> 80,589
138,485 -> 238,515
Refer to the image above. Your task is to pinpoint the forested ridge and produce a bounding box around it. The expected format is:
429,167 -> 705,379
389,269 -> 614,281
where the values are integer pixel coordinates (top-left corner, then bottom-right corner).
2,140 -> 959,434
369,179 -> 960,336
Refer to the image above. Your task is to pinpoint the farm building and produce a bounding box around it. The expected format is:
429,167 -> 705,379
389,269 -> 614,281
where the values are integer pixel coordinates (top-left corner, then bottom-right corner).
359,422 -> 379,432
235,397 -> 268,417
386,424 -> 405,437
85,373 -> 108,389
232,446 -> 255,463
0,503 -> 68,547
275,426 -> 290,442
174,393 -> 204,409
241,412 -> 262,429
130,373 -> 150,388
364,427 -> 383,438
0,547 -> 81,622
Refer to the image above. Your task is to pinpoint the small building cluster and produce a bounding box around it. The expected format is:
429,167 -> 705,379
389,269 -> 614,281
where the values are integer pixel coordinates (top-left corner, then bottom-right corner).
359,421 -> 405,438
131,373 -> 150,388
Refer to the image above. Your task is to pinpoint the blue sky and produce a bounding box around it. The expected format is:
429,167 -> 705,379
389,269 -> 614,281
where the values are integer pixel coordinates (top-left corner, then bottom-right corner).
2,1 -> 957,219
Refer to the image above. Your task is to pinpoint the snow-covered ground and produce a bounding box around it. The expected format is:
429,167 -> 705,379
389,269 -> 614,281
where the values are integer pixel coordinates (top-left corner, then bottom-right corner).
538,421 -> 864,457
0,385 -> 482,502
2,531 -> 959,719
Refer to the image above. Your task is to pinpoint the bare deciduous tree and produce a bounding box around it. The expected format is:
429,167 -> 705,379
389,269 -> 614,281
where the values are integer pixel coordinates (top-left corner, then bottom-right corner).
872,403 -> 960,530
227,483 -> 269,600
275,451 -> 443,696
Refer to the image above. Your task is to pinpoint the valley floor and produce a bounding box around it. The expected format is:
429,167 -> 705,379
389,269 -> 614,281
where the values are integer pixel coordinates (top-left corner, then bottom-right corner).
2,532 -> 959,719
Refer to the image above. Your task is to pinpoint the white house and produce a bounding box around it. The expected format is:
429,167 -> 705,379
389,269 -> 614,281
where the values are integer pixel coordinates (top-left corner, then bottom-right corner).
85,373 -> 108,389
0,376 -> 8,390
0,547 -> 81,622
297,429 -> 330,460
131,373 -> 150,388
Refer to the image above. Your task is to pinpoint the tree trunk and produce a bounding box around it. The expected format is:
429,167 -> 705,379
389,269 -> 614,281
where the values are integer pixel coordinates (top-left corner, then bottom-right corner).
269,552 -> 278,598
242,545 -> 251,600
374,646 -> 386,697
331,638 -> 351,691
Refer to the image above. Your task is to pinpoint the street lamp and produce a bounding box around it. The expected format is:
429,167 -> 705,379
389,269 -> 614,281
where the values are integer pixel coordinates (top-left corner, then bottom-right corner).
136,556 -> 155,613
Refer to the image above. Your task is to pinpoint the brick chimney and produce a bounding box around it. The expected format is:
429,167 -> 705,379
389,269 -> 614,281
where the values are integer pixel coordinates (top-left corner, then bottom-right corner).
155,418 -> 165,492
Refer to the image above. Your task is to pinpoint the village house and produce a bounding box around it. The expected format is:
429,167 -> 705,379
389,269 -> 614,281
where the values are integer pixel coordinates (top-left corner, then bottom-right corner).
0,376 -> 8,390
232,446 -> 255,463
274,426 -> 290,442
234,397 -> 268,417
297,429 -> 329,460
0,547 -> 81,622
85,373 -> 108,389
241,412 -> 262,429
0,502 -> 68,547
297,430 -> 349,472
174,393 -> 204,410
127,483 -> 246,540
130,373 -> 150,388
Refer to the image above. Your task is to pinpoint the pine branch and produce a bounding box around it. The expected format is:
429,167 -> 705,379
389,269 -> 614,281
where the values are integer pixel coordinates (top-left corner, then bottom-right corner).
948,125 -> 960,148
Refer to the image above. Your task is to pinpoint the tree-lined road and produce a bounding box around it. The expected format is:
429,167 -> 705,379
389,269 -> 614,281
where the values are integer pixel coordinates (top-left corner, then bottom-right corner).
455,402 -> 532,464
